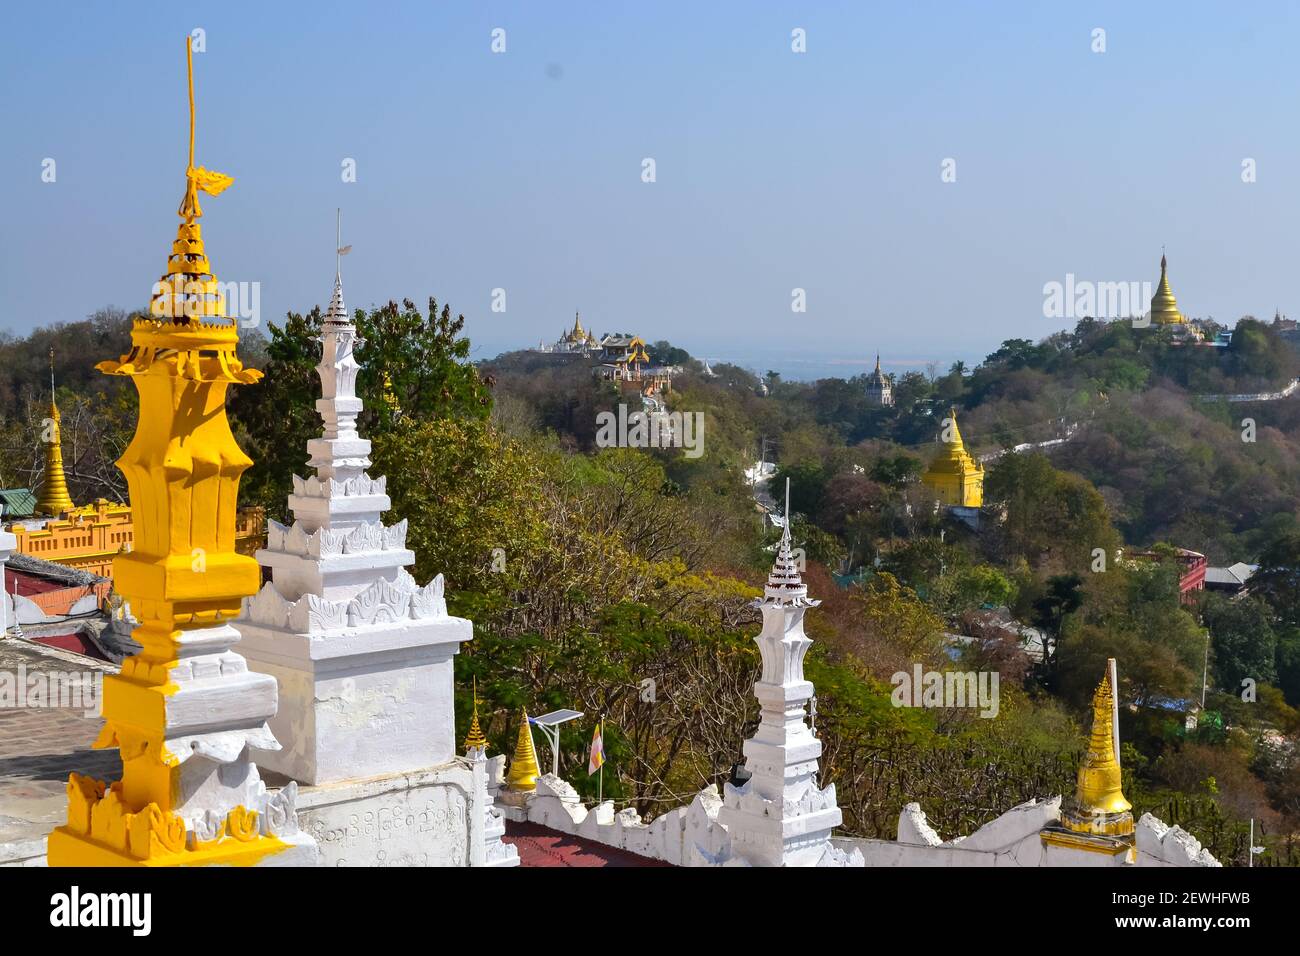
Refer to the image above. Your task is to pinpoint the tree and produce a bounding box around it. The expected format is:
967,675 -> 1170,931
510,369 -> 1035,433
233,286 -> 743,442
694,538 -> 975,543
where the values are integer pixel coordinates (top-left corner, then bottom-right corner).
230,307 -> 324,518
231,296 -> 490,516
1202,594 -> 1277,691
984,453 -> 1119,573
1253,530 -> 1300,627
648,340 -> 691,366
1057,565 -> 1204,708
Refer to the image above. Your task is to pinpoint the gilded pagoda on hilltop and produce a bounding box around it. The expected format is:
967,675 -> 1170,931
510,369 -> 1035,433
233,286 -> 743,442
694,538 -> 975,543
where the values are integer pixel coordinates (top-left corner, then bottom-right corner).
1150,253 -> 1185,325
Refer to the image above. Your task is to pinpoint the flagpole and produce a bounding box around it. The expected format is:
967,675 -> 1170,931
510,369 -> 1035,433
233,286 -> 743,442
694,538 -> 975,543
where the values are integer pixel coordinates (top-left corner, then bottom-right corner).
598,717 -> 604,805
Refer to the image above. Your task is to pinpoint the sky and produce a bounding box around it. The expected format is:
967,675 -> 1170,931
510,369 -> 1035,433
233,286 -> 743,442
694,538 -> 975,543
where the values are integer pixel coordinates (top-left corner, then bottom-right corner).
3,1 -> 1300,380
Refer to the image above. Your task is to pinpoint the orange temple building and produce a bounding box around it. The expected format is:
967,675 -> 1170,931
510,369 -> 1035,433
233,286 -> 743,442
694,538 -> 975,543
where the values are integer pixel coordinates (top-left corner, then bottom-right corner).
7,500 -> 267,578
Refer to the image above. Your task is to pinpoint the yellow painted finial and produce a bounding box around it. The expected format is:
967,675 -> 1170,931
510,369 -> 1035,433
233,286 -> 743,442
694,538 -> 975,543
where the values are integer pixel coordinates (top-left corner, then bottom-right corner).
47,37 -> 277,867
463,677 -> 488,755
504,711 -> 541,792
152,37 -> 235,322
35,348 -> 75,516
177,35 -> 232,223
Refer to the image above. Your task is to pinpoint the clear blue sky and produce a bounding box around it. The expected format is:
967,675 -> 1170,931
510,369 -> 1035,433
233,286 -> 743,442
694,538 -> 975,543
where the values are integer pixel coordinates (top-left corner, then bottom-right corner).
3,1 -> 1299,378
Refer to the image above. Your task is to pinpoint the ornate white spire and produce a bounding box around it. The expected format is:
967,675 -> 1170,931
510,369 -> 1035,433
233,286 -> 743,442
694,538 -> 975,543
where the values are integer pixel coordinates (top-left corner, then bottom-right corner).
239,211 -> 475,788
325,208 -> 351,325
762,479 -> 816,608
718,478 -> 861,867
311,209 -> 364,482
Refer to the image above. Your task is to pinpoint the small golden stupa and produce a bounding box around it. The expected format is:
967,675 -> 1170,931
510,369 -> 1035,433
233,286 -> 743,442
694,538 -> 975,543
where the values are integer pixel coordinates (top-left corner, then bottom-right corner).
1062,661 -> 1133,838
504,711 -> 541,792
463,678 -> 488,755
35,350 -> 75,516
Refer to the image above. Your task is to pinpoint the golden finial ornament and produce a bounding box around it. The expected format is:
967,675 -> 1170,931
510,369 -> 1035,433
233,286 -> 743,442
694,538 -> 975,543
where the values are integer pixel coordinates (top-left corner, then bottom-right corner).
150,35 -> 235,322
48,36 -> 285,867
463,677 -> 488,755
504,711 -> 541,792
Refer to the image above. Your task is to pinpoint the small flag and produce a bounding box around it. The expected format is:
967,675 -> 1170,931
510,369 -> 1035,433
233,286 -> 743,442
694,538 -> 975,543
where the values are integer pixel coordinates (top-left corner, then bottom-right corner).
587,723 -> 604,775
337,245 -> 352,256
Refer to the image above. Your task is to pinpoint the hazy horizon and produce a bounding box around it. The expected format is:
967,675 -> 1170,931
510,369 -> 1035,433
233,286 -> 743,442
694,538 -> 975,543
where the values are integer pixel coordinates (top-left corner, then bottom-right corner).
5,2 -> 1299,375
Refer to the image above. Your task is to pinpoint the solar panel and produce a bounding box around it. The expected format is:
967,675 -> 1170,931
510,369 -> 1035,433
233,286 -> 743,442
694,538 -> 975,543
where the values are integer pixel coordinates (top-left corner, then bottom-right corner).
533,709 -> 584,726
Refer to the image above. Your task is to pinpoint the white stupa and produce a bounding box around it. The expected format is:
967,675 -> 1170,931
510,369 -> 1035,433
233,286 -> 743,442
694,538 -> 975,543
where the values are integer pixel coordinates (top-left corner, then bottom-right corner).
239,216 -> 516,866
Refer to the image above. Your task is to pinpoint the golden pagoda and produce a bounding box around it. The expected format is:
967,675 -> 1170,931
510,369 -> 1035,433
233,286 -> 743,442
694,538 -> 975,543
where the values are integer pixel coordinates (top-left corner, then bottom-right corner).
1150,252 -> 1185,325
920,408 -> 984,508
35,369 -> 76,517
47,37 -> 304,866
504,711 -> 541,792
35,405 -> 75,520
463,678 -> 488,754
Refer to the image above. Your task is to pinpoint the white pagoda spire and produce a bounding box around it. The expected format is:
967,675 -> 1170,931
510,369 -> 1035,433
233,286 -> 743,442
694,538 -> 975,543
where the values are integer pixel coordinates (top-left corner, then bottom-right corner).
718,479 -> 863,866
314,208 -> 364,482
238,213 -> 472,784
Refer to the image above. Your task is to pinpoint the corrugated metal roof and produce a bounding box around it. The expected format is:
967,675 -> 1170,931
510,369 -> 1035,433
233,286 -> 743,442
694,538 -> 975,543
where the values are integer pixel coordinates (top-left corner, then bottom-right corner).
0,487 -> 36,518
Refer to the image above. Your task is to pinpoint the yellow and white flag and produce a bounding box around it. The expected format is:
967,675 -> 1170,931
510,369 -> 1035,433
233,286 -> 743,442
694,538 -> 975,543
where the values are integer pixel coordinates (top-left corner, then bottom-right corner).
587,723 -> 604,775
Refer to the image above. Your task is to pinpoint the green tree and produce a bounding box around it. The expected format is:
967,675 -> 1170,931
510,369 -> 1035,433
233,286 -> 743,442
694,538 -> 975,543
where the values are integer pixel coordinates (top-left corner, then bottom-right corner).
1202,594 -> 1277,690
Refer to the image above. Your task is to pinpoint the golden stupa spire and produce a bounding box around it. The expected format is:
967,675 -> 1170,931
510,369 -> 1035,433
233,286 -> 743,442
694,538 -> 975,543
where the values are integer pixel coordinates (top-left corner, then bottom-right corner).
1150,249 -> 1185,325
946,407 -> 965,449
35,348 -> 75,516
1061,660 -> 1134,837
463,677 -> 488,754
504,710 -> 541,792
150,36 -> 234,322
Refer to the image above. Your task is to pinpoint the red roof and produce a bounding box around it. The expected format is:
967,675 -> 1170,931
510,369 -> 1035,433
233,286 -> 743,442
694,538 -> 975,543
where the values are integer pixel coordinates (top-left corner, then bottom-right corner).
5,566 -> 65,596
504,821 -> 671,867
31,632 -> 109,662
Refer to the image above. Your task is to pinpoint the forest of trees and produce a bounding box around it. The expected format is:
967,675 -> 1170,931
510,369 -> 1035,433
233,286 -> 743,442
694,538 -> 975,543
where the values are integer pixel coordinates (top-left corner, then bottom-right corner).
4,305 -> 1300,865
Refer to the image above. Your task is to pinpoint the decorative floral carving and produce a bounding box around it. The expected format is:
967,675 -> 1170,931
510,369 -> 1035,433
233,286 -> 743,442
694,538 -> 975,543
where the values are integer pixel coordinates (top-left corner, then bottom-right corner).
382,518 -> 408,551
226,806 -> 260,842
410,573 -> 447,619
343,521 -> 382,554
262,782 -> 300,838
347,573 -> 413,626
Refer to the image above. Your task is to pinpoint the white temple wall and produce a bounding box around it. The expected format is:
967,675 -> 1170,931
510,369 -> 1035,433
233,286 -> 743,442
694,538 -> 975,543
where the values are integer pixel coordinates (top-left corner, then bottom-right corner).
834,799 -> 1221,867
501,774 -> 732,865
